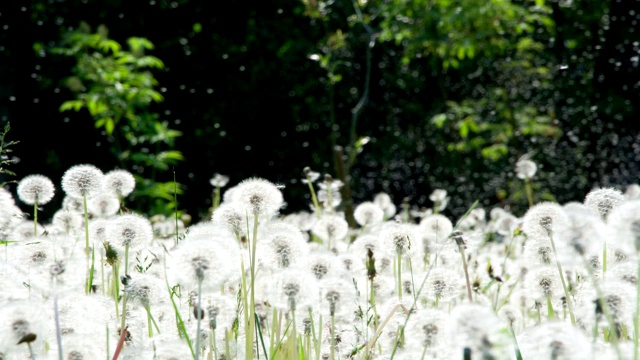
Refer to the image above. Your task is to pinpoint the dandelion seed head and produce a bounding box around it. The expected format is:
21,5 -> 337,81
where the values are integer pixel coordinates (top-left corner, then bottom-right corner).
231,177 -> 284,217
17,174 -> 55,205
515,159 -> 537,179
518,321 -> 592,360
311,214 -> 349,242
522,202 -> 569,238
103,169 -> 136,198
88,193 -> 120,218
61,164 -> 104,199
107,213 -> 153,249
584,187 -> 625,221
353,201 -> 384,227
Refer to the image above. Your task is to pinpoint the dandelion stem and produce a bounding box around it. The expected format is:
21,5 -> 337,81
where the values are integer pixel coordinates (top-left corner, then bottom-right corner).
580,254 -> 622,359
83,194 -> 89,255
195,277 -> 203,359
27,342 -> 36,360
53,277 -> 63,360
120,292 -> 128,334
396,253 -> 402,300
305,174 -> 321,218
548,232 -> 576,325
124,244 -> 129,275
524,177 -> 534,208
330,313 -> 336,360
112,325 -> 128,360
458,245 -> 473,302
33,202 -> 38,236
633,257 -> 640,360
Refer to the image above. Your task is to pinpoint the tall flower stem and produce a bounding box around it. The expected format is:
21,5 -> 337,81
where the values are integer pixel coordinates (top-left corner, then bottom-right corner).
195,277 -> 203,359
396,253 -> 403,300
548,232 -> 576,325
304,170 -> 321,217
245,211 -> 260,360
524,177 -> 534,208
634,257 -> 640,360
459,245 -> 473,302
33,201 -> 38,236
53,277 -> 63,360
579,255 -> 622,360
83,195 -> 90,255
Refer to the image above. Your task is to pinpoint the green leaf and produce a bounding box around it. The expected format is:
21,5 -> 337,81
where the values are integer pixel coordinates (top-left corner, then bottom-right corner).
431,113 -> 447,127
59,100 -> 84,112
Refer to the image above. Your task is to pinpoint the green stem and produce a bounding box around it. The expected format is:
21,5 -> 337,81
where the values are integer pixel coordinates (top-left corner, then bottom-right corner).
524,177 -> 534,208
53,278 -> 63,360
196,277 -> 203,359
330,313 -> 336,360
124,244 -> 130,275
33,202 -> 38,236
459,245 -> 473,301
120,292 -> 128,333
546,297 -> 555,319
27,342 -> 35,360
397,253 -> 403,300
580,254 -> 621,358
113,263 -> 120,320
305,176 -> 321,217
635,257 -> 640,360
83,195 -> 89,255
548,232 -> 576,325
213,186 -> 221,210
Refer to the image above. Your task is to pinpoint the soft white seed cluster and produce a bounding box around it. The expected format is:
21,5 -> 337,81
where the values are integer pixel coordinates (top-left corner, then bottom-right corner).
2,167 -> 640,359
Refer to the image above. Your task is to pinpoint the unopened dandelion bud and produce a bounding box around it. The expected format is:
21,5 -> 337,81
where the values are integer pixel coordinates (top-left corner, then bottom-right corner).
450,229 -> 466,248
193,305 -> 205,320
366,249 -> 376,280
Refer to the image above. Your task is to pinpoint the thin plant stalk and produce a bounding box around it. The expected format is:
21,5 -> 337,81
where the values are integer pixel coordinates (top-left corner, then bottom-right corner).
245,210 -> 260,360
27,343 -> 36,360
83,194 -> 90,255
120,292 -> 128,333
524,177 -> 534,208
458,245 -> 473,302
579,255 -> 622,360
635,257 -> 640,360
33,201 -> 38,236
547,232 -> 576,325
305,174 -> 321,217
164,258 -> 195,358
330,313 -> 336,360
174,168 -> 180,246
388,200 -> 479,360
195,277 -> 203,360
113,263 -> 120,320
53,277 -> 63,360
396,253 -> 402,300
112,325 -> 128,360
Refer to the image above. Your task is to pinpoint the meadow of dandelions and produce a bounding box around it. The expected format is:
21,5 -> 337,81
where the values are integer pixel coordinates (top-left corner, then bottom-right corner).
1,162 -> 640,360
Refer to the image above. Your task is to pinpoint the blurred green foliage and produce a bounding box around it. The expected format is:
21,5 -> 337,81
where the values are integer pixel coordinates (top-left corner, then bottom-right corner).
2,0 -> 637,220
53,24 -> 184,215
